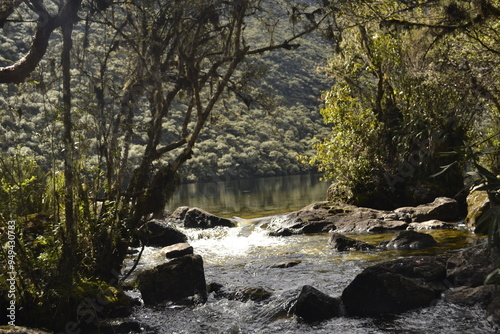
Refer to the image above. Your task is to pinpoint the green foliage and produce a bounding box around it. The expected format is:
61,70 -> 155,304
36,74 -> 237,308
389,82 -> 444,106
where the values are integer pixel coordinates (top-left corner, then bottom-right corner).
0,150 -> 48,219
304,0 -> 500,206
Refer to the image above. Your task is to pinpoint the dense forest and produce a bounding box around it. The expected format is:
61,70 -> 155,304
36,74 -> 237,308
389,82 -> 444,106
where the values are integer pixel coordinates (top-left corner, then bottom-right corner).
0,0 -> 500,331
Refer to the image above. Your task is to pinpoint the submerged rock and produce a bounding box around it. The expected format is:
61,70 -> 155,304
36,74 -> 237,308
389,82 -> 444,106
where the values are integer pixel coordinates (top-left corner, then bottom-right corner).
379,230 -> 438,250
269,260 -> 302,268
170,206 -> 235,229
292,285 -> 342,323
342,256 -> 448,316
327,233 -> 375,251
209,283 -> 273,302
139,219 -> 188,247
136,254 -> 207,305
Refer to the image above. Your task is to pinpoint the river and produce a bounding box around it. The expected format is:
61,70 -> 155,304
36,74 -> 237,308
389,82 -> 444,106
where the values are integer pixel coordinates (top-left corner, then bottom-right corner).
125,174 -> 496,333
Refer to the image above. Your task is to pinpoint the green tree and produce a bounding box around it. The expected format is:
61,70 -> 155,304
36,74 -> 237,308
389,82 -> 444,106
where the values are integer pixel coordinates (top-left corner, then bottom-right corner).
306,0 -> 500,208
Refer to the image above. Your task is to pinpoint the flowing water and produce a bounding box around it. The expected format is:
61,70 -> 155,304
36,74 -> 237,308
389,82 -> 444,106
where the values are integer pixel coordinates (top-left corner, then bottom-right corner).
125,175 -> 497,333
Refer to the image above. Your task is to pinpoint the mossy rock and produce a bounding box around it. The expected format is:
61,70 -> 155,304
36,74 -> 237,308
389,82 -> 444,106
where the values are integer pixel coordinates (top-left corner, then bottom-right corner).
465,189 -> 490,230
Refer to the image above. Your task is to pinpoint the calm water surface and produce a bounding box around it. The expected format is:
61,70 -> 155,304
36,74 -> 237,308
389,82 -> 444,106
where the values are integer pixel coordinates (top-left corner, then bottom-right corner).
125,175 -> 496,333
166,174 -> 330,218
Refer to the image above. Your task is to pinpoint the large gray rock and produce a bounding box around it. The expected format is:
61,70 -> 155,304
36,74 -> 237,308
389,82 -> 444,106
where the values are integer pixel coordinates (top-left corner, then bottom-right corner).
379,230 -> 438,250
327,233 -> 375,251
446,245 -> 496,287
140,219 -> 187,247
342,256 -> 448,316
170,206 -> 235,229
292,285 -> 343,323
394,197 -> 460,222
136,254 -> 207,305
266,202 -> 408,236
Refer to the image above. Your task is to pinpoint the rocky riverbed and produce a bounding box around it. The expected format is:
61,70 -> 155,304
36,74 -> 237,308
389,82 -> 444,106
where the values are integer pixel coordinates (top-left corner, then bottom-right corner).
31,195 -> 496,333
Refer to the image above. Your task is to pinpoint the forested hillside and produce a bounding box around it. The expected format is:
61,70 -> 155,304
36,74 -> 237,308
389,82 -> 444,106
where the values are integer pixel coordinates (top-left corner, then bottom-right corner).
0,3 -> 331,183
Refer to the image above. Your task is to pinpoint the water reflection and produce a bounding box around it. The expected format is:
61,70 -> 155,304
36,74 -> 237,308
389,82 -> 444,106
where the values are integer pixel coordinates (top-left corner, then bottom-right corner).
167,174 -> 330,218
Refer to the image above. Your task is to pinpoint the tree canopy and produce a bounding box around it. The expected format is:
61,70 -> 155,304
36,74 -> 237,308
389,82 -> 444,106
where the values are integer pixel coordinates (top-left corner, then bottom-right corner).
305,0 -> 500,208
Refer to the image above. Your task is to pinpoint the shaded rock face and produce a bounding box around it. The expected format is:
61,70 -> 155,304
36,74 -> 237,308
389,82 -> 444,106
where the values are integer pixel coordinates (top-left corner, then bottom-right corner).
170,206 -> 235,229
136,254 -> 207,305
327,233 -> 375,251
140,219 -> 188,247
465,189 -> 490,230
443,285 -> 496,307
394,197 -> 460,223
446,245 -> 496,288
292,285 -> 342,323
342,256 -> 447,316
160,243 -> 194,259
379,230 -> 438,250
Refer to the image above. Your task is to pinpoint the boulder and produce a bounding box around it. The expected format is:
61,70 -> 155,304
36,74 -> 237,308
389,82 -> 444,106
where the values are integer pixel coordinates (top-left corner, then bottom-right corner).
446,245 -> 496,288
266,202 -> 408,236
170,207 -> 235,229
341,256 -> 448,316
136,254 -> 207,305
139,219 -> 187,247
327,233 -> 375,251
465,189 -> 490,230
292,285 -> 342,323
160,243 -> 194,259
443,285 -> 496,307
379,230 -> 438,250
408,219 -> 456,230
394,197 -> 460,222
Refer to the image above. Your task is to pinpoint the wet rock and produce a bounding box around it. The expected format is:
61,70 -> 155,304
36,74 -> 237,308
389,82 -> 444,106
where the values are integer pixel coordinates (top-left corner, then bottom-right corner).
443,285 -> 496,307
139,219 -> 188,247
327,233 -> 375,251
408,219 -> 456,230
446,245 -> 496,288
87,319 -> 143,334
465,188 -> 490,230
0,327 -> 51,334
208,283 -> 272,302
379,230 -> 438,250
269,260 -> 302,268
394,197 -> 460,222
160,243 -> 193,259
170,207 -> 235,229
136,254 -> 207,305
292,285 -> 342,323
342,256 -> 448,316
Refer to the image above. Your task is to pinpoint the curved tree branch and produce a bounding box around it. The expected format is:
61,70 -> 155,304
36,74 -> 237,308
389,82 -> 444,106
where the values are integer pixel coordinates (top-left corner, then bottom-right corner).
0,0 -> 82,84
